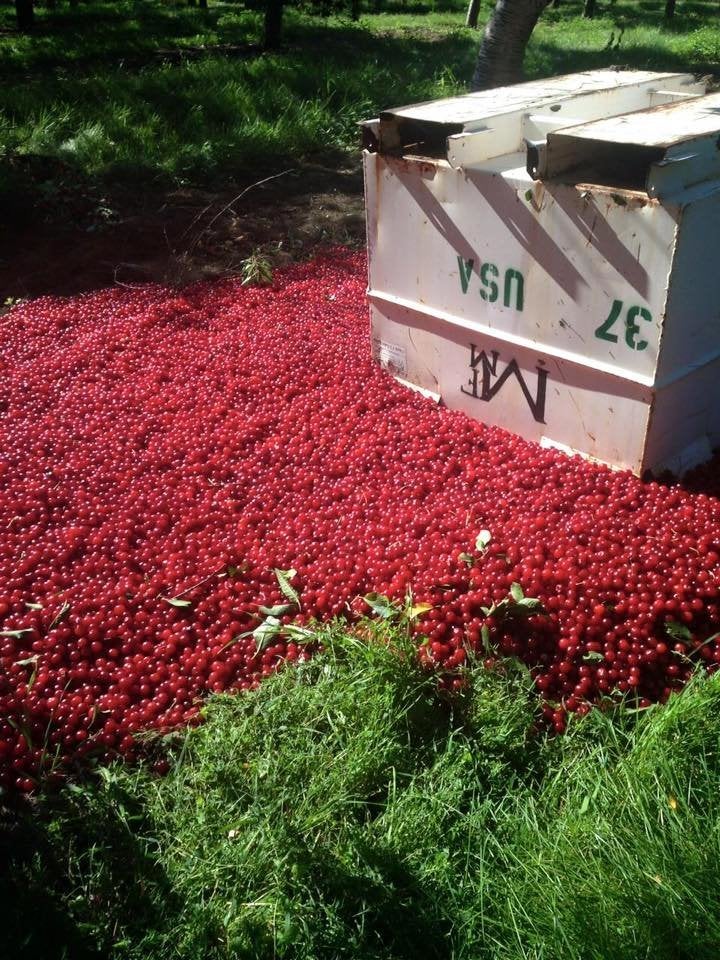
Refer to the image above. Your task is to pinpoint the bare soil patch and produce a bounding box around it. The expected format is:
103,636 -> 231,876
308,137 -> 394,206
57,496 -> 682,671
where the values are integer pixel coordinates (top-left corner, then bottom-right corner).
0,160 -> 365,301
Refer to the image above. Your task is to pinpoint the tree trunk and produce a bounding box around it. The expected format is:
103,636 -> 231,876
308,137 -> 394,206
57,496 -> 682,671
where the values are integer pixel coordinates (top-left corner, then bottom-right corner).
264,0 -> 283,49
199,0 -> 208,8
583,0 -> 596,18
46,0 -> 56,9
15,0 -> 34,31
471,0 -> 552,91
664,0 -> 675,17
350,0 -> 361,20
466,0 -> 481,28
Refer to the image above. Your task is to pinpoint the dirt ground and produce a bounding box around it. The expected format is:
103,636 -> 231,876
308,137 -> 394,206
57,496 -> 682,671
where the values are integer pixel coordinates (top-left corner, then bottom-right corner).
0,160 -> 366,302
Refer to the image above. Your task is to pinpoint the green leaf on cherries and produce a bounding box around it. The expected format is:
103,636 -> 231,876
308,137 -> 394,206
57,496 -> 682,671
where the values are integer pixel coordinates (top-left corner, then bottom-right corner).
163,597 -> 192,608
407,602 -> 433,621
583,651 -> 605,662
458,552 -> 475,568
24,602 -> 43,611
475,529 -> 492,553
274,568 -> 301,608
258,603 -> 295,617
0,628 -> 34,638
285,624 -> 316,642
481,624 -> 491,653
481,587 -> 544,623
665,620 -> 692,641
495,599 -> 512,617
253,616 -> 282,650
364,593 -> 400,620
15,655 -> 39,690
516,597 -> 544,613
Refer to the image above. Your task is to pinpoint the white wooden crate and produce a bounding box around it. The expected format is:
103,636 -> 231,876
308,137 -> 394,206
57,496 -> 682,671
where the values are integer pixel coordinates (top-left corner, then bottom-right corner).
363,69 -> 720,475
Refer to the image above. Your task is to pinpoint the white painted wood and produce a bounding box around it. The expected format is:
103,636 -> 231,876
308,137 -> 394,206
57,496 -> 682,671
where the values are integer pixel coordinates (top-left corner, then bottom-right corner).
380,70 -> 699,127
363,71 -> 720,476
549,92 -> 720,149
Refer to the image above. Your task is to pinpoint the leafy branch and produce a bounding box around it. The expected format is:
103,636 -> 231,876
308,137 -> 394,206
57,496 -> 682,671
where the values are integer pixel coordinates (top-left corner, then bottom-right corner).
225,569 -> 310,653
481,582 -> 545,621
363,591 -> 432,625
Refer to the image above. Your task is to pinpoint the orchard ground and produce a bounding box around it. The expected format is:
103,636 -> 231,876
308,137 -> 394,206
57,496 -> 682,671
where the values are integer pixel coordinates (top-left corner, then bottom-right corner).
1,0 -> 719,299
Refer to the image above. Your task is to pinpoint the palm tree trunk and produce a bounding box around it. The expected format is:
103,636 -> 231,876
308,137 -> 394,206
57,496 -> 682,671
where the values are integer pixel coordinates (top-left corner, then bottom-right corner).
471,0 -> 552,91
583,0 -> 596,18
664,0 -> 676,17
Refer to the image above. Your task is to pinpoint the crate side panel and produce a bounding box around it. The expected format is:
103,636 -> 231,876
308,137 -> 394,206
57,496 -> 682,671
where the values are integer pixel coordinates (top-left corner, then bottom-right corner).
370,300 -> 652,474
643,353 -> 720,475
368,155 -> 675,384
657,185 -> 720,385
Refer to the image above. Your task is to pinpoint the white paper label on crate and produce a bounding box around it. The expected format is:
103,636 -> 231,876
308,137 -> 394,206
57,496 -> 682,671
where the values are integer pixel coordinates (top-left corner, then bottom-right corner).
374,338 -> 407,376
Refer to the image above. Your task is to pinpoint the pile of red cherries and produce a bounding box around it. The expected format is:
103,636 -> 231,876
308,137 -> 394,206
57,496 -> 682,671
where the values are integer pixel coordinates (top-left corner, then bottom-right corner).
1,248 -> 719,791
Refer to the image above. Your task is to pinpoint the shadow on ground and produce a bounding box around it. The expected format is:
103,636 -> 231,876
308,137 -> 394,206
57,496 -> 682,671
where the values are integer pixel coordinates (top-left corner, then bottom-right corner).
0,157 -> 366,300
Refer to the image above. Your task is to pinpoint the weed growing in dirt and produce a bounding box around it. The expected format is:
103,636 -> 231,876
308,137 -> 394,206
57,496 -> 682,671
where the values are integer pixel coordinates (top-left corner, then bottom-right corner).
240,249 -> 274,286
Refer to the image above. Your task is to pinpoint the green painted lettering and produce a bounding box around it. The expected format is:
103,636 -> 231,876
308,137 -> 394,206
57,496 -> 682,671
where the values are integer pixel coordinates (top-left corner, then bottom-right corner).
503,268 -> 524,312
480,262 -> 499,303
457,256 -> 474,294
595,300 -> 652,350
595,299 -> 622,343
625,305 -> 651,351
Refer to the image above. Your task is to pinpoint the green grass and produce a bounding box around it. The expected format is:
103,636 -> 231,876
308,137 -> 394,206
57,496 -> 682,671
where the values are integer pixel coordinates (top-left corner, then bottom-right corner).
0,0 -> 474,197
6,619 -> 720,960
527,0 -> 720,78
1,0 -> 718,203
